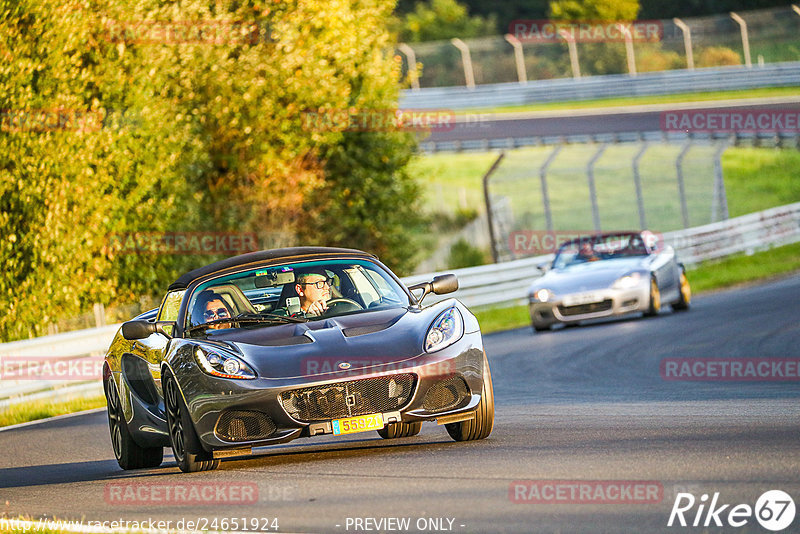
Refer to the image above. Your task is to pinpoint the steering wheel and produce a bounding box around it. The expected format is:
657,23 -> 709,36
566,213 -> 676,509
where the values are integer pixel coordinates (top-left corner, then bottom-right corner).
324,298 -> 364,314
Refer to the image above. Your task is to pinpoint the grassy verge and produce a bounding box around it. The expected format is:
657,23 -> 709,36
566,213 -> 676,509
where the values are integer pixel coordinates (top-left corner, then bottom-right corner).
456,86 -> 800,115
473,241 -> 800,334
0,395 -> 106,428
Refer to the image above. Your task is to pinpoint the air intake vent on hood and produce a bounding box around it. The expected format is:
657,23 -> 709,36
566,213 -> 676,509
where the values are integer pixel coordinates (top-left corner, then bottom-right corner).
342,321 -> 394,337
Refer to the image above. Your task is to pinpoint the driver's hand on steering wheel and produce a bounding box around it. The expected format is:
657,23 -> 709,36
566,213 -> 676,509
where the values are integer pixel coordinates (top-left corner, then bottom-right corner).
305,299 -> 329,317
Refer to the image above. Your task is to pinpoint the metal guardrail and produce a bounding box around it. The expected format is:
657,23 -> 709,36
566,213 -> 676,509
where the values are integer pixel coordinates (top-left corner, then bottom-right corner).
2,201 -> 799,406
400,62 -> 800,110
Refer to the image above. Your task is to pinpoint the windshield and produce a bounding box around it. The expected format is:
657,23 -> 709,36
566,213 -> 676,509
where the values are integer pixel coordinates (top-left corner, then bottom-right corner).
185,259 -> 411,335
552,234 -> 649,270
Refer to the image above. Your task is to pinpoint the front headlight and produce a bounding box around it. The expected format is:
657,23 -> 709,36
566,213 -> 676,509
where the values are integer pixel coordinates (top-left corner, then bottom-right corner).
532,288 -> 553,302
613,272 -> 642,289
425,307 -> 464,353
194,346 -> 256,379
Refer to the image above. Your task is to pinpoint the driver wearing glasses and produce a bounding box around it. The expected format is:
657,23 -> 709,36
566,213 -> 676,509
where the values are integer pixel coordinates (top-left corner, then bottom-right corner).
295,270 -> 334,317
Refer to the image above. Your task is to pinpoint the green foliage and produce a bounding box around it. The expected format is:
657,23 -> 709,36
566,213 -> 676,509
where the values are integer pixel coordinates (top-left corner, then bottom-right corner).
697,46 -> 742,68
394,0 -> 497,43
0,0 -> 420,341
548,0 -> 640,22
447,238 -> 488,269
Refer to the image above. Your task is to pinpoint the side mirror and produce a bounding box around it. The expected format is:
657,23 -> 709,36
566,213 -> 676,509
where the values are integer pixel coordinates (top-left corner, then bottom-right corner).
121,320 -> 174,340
431,274 -> 458,295
408,274 -> 459,305
537,261 -> 551,273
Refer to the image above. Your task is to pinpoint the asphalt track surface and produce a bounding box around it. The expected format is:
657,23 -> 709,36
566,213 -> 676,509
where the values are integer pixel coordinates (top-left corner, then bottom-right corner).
430,98 -> 800,142
1,275 -> 799,533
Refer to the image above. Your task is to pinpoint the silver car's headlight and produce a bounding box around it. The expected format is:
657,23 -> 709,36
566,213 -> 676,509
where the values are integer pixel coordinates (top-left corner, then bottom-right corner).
425,307 -> 464,353
532,288 -> 553,302
194,346 -> 256,379
612,272 -> 642,289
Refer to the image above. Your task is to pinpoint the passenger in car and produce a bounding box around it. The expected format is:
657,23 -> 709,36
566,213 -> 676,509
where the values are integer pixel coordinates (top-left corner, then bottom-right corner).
193,290 -> 233,329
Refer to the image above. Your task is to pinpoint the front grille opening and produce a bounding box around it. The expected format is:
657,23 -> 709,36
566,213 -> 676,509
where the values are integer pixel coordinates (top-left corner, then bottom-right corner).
423,376 -> 469,412
622,298 -> 638,307
558,299 -> 613,316
280,374 -> 416,422
215,410 -> 276,442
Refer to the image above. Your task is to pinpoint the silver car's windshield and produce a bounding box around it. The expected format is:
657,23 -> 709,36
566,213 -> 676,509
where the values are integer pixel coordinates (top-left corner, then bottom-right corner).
186,259 -> 411,335
553,235 -> 649,269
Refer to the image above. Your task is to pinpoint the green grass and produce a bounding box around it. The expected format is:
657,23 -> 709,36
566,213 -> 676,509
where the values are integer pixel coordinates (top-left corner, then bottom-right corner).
455,86 -> 800,115
473,241 -> 800,334
0,395 -> 106,428
721,148 -> 800,217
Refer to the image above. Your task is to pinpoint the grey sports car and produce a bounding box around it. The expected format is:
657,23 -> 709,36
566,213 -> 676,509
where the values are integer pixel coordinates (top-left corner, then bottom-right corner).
103,247 -> 494,472
527,232 -> 691,332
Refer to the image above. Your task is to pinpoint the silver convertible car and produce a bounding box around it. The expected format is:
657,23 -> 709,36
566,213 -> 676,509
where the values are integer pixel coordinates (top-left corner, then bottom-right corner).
527,232 -> 691,332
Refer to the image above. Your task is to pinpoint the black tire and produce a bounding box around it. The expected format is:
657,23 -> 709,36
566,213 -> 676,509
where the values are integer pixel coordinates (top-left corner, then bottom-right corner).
672,270 -> 691,311
643,276 -> 662,317
163,372 -> 220,473
377,421 -> 422,439
105,378 -> 163,470
533,323 -> 551,332
446,354 -> 494,442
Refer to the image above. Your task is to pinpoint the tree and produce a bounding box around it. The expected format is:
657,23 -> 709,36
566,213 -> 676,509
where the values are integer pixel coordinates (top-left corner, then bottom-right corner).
395,0 -> 497,43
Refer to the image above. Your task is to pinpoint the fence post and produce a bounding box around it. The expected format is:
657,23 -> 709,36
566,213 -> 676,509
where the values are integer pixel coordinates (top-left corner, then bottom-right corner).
504,34 -> 528,84
618,23 -> 637,76
676,141 -> 692,228
558,30 -> 581,79
712,141 -> 730,221
539,145 -> 562,232
730,12 -> 752,68
93,303 -> 106,327
673,18 -> 694,70
451,38 -> 476,89
482,152 -> 506,263
587,144 -> 607,232
632,143 -> 649,229
397,43 -> 420,91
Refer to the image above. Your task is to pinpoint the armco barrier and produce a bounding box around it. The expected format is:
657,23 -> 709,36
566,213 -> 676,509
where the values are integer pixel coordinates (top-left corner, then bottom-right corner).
1,202 -> 799,406
400,62 -> 800,110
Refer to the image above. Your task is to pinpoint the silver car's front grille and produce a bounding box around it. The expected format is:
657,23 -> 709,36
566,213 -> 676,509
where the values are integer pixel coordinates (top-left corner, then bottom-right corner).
558,299 -> 613,316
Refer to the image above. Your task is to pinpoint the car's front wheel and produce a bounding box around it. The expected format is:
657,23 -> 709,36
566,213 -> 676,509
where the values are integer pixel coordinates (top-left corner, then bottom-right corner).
644,276 -> 661,317
377,421 -> 421,439
163,371 -> 219,473
105,377 -> 163,470
446,354 -> 494,442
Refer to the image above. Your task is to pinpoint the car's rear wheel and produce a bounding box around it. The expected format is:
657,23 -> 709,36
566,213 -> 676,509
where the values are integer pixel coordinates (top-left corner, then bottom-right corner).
446,354 -> 494,442
105,377 -> 163,470
644,276 -> 661,317
672,270 -> 691,311
163,372 -> 219,473
532,323 -> 551,332
377,421 -> 422,439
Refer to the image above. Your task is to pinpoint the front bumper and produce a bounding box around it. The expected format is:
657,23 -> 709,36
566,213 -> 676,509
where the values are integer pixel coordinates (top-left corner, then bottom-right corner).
529,284 -> 650,327
167,330 -> 486,451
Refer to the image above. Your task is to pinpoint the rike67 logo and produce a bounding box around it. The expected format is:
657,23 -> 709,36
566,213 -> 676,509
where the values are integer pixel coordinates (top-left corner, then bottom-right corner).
668,490 -> 795,531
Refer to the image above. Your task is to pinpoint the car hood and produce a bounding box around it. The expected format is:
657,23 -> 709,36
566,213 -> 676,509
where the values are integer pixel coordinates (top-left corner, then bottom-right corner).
531,257 -> 648,294
205,307 -> 439,379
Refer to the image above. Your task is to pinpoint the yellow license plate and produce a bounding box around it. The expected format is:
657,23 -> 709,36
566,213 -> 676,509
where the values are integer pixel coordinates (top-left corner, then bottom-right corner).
332,413 -> 384,435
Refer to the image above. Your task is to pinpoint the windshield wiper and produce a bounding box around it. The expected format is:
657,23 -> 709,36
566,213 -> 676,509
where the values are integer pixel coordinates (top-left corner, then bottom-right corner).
187,313 -> 306,334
